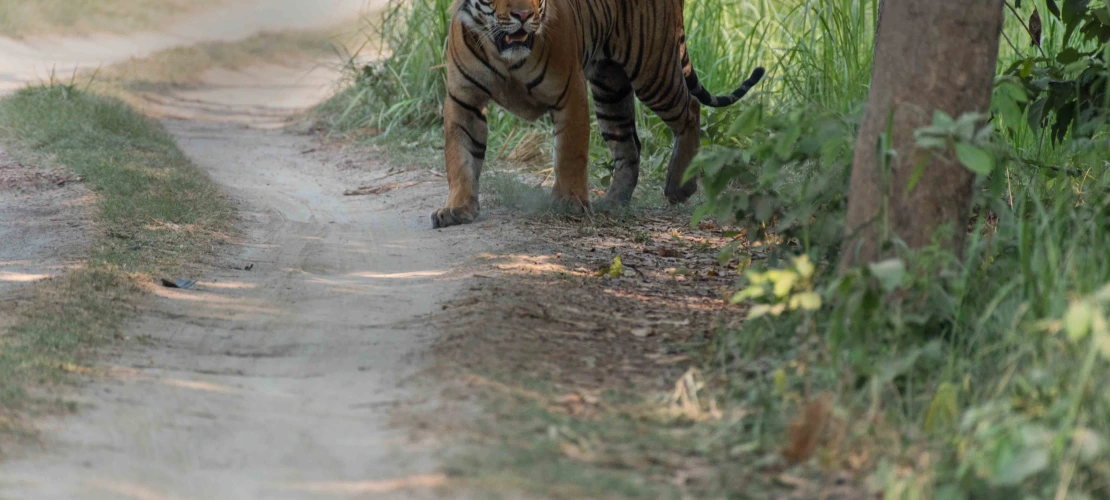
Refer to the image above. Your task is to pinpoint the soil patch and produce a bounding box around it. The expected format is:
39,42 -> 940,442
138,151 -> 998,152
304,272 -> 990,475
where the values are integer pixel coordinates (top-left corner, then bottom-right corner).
0,146 -> 92,306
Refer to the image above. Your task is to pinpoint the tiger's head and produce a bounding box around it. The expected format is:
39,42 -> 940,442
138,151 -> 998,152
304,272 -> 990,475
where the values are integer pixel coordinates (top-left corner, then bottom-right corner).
457,0 -> 547,64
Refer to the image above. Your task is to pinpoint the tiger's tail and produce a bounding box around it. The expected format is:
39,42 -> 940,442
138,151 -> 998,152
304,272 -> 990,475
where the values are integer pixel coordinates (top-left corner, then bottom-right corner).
686,66 -> 765,108
679,35 -> 765,108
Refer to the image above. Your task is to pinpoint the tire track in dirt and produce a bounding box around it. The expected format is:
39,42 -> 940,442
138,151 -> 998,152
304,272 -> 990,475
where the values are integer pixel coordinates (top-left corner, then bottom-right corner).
0,8 -> 511,499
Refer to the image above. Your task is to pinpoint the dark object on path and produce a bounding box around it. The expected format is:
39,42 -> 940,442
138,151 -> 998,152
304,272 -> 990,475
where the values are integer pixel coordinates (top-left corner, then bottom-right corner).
161,278 -> 196,289
244,263 -> 254,271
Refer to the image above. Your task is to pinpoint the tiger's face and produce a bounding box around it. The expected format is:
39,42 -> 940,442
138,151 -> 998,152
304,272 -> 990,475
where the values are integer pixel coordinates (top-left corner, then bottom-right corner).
459,0 -> 546,64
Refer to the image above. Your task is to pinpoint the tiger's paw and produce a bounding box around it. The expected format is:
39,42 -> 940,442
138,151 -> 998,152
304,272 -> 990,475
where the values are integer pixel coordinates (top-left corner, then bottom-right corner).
551,191 -> 589,215
431,206 -> 477,229
664,179 -> 698,205
594,187 -> 634,213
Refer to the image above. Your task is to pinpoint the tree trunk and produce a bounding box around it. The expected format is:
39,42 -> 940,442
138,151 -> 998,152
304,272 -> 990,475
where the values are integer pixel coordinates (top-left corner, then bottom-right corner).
840,0 -> 1004,271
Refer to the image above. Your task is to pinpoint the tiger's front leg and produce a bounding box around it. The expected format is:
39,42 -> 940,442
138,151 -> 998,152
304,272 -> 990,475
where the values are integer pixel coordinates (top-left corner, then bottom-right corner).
548,74 -> 591,212
433,91 -> 490,229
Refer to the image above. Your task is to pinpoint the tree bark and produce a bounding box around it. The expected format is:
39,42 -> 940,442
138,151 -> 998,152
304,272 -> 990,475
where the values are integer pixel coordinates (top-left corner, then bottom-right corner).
840,0 -> 1004,271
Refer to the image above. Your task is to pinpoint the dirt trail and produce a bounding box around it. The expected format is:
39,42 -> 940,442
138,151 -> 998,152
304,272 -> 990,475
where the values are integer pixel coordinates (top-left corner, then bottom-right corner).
0,148 -> 91,310
0,0 -> 373,97
0,5 -> 506,499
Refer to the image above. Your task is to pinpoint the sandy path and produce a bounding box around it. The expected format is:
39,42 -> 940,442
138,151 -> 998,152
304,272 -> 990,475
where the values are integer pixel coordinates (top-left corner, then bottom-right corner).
0,5 -> 502,499
0,0 -> 374,97
0,149 -> 92,310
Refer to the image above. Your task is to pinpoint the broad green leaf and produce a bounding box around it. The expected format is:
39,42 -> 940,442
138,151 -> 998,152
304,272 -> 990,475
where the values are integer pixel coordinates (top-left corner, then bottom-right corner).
728,104 -> 762,136
933,110 -> 956,130
994,448 -> 1049,486
774,123 -> 802,160
717,240 -> 742,266
868,259 -> 906,293
1027,97 -> 1048,131
1046,0 -> 1061,18
994,80 -> 1029,103
1062,0 -> 1091,29
915,135 -> 948,150
1057,47 -> 1082,64
955,142 -> 993,175
905,158 -> 928,195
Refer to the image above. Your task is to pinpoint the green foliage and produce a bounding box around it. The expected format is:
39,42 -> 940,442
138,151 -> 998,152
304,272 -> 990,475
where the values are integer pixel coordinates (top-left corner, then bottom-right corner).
1000,1 -> 1110,144
705,1 -> 1110,497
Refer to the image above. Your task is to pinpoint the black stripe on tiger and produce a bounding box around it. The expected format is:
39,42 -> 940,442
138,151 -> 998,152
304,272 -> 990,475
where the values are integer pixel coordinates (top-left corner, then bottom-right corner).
454,124 -> 487,159
448,92 -> 488,122
687,67 -> 766,108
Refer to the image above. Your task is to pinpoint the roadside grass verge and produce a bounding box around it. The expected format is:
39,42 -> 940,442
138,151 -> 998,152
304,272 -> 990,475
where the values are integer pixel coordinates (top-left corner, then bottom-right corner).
0,0 -> 225,38
83,26 -> 359,100
0,84 -> 234,432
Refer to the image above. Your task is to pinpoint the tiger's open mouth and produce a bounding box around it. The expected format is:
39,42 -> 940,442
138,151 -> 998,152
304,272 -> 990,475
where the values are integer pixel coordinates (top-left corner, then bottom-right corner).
496,29 -> 533,52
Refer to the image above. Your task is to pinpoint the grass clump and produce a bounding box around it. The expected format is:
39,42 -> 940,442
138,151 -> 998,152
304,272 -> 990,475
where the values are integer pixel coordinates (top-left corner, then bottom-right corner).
0,84 -> 233,425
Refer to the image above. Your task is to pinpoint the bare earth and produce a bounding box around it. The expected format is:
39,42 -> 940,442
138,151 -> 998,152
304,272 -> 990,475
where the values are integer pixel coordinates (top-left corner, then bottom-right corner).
0,148 -> 92,318
0,0 -> 374,96
0,3 -> 511,498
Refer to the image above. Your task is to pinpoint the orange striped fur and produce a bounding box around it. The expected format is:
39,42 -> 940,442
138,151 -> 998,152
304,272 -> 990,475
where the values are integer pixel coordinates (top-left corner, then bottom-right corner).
432,0 -> 764,228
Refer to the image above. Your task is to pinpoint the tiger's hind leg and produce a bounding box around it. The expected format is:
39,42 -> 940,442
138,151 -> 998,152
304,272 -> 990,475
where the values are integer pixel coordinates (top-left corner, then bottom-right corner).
629,52 -> 701,204
660,98 -> 700,204
588,61 -> 641,209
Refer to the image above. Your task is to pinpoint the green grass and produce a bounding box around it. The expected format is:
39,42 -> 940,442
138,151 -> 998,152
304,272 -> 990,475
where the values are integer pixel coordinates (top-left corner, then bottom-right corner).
0,0 -> 225,37
0,84 -> 234,428
320,0 -> 1110,497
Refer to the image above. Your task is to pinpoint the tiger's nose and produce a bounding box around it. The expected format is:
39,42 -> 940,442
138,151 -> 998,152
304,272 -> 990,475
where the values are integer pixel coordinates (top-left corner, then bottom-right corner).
511,10 -> 534,22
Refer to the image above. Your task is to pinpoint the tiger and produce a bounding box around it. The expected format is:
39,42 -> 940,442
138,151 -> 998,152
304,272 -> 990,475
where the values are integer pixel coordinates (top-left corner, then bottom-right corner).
431,0 -> 765,228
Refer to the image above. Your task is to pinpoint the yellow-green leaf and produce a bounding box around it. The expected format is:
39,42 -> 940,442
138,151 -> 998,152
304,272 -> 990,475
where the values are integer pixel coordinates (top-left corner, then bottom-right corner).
609,256 -> 624,278
789,292 -> 822,311
924,382 -> 959,434
793,254 -> 815,280
1074,427 -> 1105,463
769,271 -> 798,298
748,304 -> 773,319
1064,301 -> 1096,342
731,286 -> 765,304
